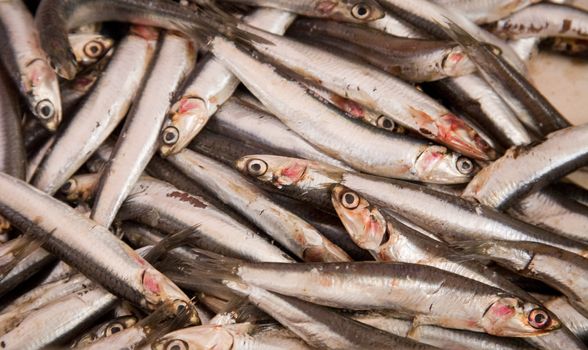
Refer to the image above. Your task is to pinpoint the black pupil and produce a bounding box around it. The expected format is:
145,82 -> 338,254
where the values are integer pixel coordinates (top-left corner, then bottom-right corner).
90,45 -> 100,54
356,5 -> 367,16
170,345 -> 181,350
41,105 -> 52,116
165,131 -> 176,141
251,163 -> 261,172
177,304 -> 185,312
61,181 -> 72,192
461,161 -> 471,169
382,119 -> 393,129
534,313 -> 546,324
344,193 -> 355,205
111,326 -> 121,334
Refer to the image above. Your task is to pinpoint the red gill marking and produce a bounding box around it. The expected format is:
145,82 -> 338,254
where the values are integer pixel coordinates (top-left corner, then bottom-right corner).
278,162 -> 307,185
331,94 -> 364,118
315,0 -> 337,15
143,270 -> 162,294
178,98 -> 200,114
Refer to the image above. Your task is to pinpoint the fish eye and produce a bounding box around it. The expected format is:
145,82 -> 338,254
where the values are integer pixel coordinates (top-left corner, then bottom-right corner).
60,179 -> 77,194
246,159 -> 268,176
376,116 -> 395,130
341,191 -> 360,209
351,3 -> 371,20
35,99 -> 55,120
528,308 -> 550,329
105,322 -> 125,336
84,41 -> 106,59
162,126 -> 180,145
456,156 -> 475,175
165,339 -> 189,350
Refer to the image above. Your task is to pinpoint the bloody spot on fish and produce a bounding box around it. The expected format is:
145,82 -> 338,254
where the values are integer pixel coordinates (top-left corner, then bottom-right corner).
278,162 -> 307,185
167,191 -> 207,209
315,0 -> 337,15
142,269 -> 161,294
330,94 -> 364,118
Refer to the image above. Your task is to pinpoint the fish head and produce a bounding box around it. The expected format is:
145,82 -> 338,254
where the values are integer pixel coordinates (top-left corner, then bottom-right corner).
331,185 -> 386,250
160,97 -> 208,156
69,33 -> 114,67
235,155 -> 343,189
413,146 -> 478,184
151,324 -> 251,350
436,113 -> 497,160
318,0 -> 385,23
481,297 -> 560,337
441,46 -> 476,77
60,173 -> 101,202
139,267 -> 200,325
24,59 -> 63,131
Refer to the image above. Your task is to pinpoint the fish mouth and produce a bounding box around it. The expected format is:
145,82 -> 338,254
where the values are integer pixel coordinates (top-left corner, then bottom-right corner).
436,113 -> 497,161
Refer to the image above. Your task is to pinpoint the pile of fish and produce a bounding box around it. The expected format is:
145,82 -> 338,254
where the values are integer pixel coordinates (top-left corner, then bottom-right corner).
1,0 -> 588,348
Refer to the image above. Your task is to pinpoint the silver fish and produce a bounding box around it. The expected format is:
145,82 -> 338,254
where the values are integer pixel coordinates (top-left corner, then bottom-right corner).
0,0 -> 62,130
91,32 -> 196,228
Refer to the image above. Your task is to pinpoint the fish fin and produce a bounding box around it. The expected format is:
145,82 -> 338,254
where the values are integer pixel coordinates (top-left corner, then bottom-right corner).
137,300 -> 193,346
143,225 -> 200,263
172,3 -> 272,48
448,240 -> 494,263
159,248 -> 242,285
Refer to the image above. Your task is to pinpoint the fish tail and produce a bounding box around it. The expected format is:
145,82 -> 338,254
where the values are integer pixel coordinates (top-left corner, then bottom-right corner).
137,299 -> 193,346
448,240 -> 494,263
159,248 -> 243,286
143,225 -> 200,263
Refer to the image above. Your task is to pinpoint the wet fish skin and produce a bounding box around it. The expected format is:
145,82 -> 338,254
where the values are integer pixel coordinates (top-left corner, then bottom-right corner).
31,28 -> 159,196
118,176 -> 295,263
432,0 -> 541,24
0,0 -> 62,131
0,64 -> 26,181
91,32 -> 196,228
235,155 -> 588,257
170,254 -> 559,337
212,38 -> 477,183
168,149 -> 351,262
463,124 -> 588,210
207,96 -> 352,170
352,311 -> 535,350
220,0 -> 385,23
458,240 -> 588,318
493,3 -> 588,40
224,281 -> 439,350
289,18 -> 476,82
0,173 -> 195,317
238,24 -> 496,161
160,8 -> 296,156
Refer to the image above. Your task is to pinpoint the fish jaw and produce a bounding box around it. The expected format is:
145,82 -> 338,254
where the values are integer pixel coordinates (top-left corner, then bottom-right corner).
436,113 -> 496,161
331,185 -> 386,250
442,46 -> 477,77
480,297 -> 560,337
160,97 -> 208,156
413,145 -> 476,184
25,59 -> 62,131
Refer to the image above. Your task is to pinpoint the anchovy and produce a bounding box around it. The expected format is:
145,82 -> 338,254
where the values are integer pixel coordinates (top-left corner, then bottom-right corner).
0,65 -> 25,180
160,8 -> 296,156
167,254 -> 560,337
211,38 -> 478,183
91,32 -> 196,228
235,155 -> 588,256
508,189 -> 588,244
167,149 -> 351,262
117,176 -> 294,263
150,323 -> 316,350
289,18 -> 476,82
458,240 -> 588,318
72,315 -> 138,347
31,27 -> 159,195
493,3 -> 588,40
237,25 -> 496,160
0,173 -> 195,317
432,0 -> 541,24
463,124 -> 588,209
352,311 -> 535,350
0,0 -> 62,130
